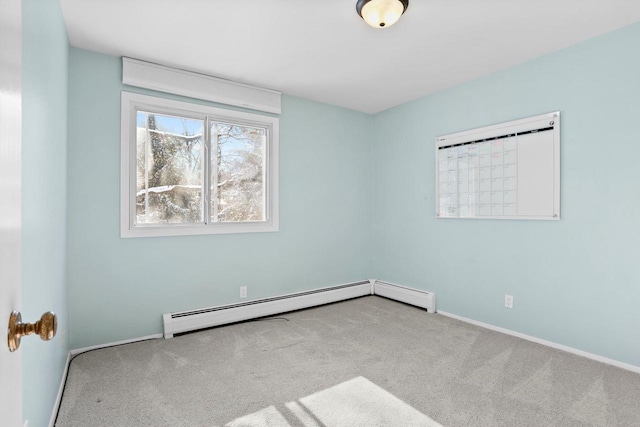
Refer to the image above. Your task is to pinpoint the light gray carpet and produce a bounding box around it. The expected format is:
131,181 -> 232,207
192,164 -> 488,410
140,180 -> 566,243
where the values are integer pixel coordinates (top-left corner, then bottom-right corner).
56,296 -> 640,426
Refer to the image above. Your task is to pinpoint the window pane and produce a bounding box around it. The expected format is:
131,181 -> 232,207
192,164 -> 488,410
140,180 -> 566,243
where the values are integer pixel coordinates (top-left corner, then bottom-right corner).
136,111 -> 204,224
211,122 -> 266,222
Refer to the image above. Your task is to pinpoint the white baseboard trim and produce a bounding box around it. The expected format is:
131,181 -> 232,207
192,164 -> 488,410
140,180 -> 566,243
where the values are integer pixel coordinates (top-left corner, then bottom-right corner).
70,333 -> 163,356
48,351 -> 71,427
438,310 -> 640,375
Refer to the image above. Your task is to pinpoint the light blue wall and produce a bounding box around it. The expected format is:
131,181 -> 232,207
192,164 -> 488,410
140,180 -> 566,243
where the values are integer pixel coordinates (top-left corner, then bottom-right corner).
22,0 -> 69,425
371,22 -> 640,367
67,48 -> 373,349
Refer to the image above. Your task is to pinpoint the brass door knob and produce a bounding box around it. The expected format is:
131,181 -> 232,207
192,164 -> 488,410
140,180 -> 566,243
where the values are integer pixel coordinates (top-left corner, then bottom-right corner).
7,311 -> 57,352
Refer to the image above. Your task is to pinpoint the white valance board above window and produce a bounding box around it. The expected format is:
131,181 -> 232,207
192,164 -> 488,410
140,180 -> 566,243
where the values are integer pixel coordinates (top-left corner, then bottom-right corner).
122,57 -> 282,115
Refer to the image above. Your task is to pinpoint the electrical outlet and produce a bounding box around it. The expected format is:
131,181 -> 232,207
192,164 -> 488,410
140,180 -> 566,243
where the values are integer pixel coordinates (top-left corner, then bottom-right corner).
240,286 -> 247,298
504,294 -> 514,309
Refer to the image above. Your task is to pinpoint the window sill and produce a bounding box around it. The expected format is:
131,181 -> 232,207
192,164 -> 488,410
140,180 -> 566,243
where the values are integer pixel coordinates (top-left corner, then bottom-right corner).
121,221 -> 279,239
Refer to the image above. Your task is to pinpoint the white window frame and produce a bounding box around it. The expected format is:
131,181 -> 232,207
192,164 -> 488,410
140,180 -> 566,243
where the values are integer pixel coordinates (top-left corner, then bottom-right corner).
120,92 -> 279,238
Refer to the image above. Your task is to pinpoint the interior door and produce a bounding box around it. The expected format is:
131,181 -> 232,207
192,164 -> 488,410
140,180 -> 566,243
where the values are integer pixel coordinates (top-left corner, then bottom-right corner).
0,0 -> 23,426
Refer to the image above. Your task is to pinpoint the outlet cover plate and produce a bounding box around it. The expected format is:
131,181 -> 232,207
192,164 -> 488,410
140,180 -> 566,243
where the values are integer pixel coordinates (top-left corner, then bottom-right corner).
505,294 -> 514,309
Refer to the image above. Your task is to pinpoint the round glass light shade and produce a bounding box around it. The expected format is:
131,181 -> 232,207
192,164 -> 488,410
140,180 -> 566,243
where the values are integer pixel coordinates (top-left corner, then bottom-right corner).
360,0 -> 406,28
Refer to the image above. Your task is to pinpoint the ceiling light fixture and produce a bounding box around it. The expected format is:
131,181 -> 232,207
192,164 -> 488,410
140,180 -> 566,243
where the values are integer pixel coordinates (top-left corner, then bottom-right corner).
356,0 -> 409,29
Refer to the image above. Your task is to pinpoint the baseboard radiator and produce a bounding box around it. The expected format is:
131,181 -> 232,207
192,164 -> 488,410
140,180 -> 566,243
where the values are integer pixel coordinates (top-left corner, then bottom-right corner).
163,280 -> 372,338
163,279 -> 435,338
373,280 -> 436,313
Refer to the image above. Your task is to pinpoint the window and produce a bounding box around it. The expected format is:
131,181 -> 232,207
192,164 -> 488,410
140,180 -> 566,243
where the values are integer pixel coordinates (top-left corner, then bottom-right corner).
121,92 -> 278,237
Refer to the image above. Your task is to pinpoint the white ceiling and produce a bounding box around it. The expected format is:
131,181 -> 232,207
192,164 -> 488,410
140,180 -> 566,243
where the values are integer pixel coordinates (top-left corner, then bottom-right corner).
60,0 -> 640,114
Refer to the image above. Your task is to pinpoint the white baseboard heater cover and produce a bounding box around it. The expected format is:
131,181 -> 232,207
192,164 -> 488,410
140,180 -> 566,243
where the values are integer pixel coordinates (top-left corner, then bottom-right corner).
163,281 -> 372,338
373,280 -> 436,313
163,280 -> 436,338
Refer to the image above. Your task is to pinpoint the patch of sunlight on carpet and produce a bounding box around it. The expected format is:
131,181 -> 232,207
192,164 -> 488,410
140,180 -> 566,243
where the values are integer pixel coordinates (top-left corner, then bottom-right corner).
225,376 -> 442,426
